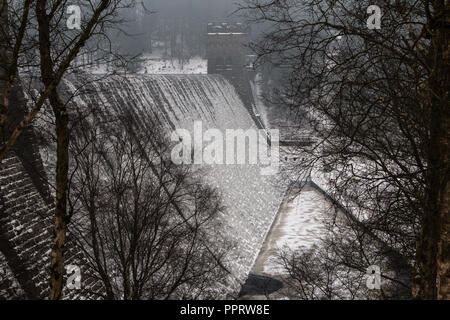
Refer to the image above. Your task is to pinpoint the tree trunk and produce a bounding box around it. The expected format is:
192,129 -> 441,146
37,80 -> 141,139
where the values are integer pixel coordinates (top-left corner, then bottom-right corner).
0,0 -> 10,141
438,114 -> 450,300
436,0 -> 450,300
88,197 -> 115,299
413,0 -> 450,300
34,0 -> 68,300
49,93 -> 69,300
123,261 -> 132,300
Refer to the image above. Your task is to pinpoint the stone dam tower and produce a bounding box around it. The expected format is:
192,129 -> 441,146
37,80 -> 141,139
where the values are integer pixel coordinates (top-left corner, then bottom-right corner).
206,22 -> 248,76
206,23 -> 256,116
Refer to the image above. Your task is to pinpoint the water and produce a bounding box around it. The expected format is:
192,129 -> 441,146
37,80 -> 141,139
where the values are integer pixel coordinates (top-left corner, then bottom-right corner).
56,74 -> 285,295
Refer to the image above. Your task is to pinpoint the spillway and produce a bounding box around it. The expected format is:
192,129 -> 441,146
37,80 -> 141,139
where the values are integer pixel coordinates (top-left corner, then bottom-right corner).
53,73 -> 284,295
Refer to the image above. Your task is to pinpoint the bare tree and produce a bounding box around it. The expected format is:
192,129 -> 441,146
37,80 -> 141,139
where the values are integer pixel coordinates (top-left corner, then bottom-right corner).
1,0 -> 142,299
241,0 -> 449,299
275,209 -> 411,300
67,112 -> 230,299
276,248 -> 366,300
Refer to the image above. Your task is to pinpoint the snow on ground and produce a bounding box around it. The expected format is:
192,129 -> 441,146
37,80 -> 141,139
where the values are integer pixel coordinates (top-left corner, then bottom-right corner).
137,54 -> 207,75
251,185 -> 331,276
273,188 -> 328,251
69,51 -> 207,75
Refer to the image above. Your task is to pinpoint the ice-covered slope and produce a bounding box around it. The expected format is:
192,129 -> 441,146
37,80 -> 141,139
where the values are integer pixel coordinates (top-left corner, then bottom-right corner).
58,74 -> 284,294
257,186 -> 331,275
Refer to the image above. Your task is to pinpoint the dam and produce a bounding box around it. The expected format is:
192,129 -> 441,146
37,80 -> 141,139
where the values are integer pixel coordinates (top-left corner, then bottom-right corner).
0,72 -> 286,298
0,23 -> 314,299
59,73 -> 286,293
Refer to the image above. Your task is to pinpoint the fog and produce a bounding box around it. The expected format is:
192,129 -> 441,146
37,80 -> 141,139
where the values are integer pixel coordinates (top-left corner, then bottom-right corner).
114,0 -> 244,57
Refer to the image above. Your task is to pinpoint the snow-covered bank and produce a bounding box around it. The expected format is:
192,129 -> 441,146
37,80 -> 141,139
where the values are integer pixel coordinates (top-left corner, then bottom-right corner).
137,54 -> 207,75
259,186 -> 330,275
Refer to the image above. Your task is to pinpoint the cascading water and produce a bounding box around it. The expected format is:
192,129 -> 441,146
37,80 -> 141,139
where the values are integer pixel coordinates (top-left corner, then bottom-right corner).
46,73 -> 284,295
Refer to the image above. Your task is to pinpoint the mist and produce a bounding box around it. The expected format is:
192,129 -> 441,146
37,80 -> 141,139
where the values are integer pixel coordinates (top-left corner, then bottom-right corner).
113,0 -> 244,57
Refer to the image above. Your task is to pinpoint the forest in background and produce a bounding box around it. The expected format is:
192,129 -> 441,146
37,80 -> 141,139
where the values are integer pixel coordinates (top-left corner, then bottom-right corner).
114,0 -> 244,58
